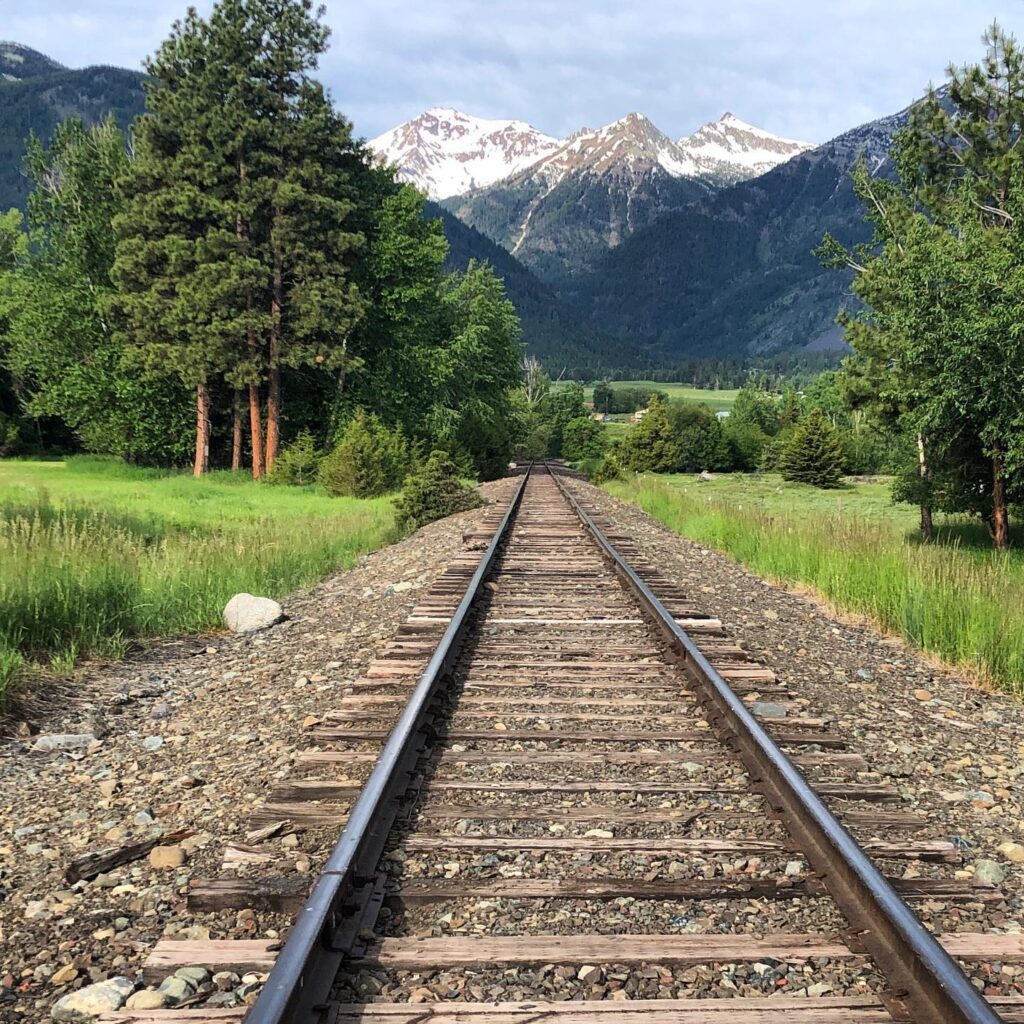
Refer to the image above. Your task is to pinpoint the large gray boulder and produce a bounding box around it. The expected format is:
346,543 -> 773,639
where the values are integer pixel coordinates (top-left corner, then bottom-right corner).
223,593 -> 284,633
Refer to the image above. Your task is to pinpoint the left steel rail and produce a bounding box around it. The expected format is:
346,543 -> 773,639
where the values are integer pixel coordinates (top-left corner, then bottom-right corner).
246,466 -> 532,1024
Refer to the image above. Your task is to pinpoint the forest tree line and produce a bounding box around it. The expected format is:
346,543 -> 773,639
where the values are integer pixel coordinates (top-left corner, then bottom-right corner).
0,0 -> 523,484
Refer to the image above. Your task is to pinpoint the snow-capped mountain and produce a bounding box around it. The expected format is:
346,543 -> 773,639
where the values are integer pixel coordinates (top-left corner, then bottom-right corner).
371,107 -> 813,199
676,112 -> 814,186
514,112 -> 696,186
369,107 -> 559,200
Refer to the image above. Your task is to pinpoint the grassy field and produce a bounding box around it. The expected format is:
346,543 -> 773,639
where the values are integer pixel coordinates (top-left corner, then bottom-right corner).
0,457 -> 395,704
583,380 -> 740,413
605,472 -> 1024,694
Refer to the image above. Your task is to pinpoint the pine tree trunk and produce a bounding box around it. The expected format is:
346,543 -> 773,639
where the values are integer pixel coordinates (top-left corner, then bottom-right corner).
231,391 -> 243,472
249,383 -> 265,480
916,432 -> 933,542
265,239 -> 283,473
992,449 -> 1009,550
193,382 -> 210,477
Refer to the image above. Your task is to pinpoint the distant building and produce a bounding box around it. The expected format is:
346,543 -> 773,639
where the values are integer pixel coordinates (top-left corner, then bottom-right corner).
716,410 -> 730,419
631,408 -> 649,424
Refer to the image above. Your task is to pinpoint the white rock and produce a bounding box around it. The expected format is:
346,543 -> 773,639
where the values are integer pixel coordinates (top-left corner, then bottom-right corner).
52,978 -> 134,1020
223,593 -> 284,633
32,734 -> 96,753
998,841 -> 1024,864
125,991 -> 168,1010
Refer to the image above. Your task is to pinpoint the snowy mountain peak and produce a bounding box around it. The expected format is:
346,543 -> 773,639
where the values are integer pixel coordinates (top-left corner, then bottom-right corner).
371,107 -> 815,199
369,108 -> 559,200
676,113 -> 814,185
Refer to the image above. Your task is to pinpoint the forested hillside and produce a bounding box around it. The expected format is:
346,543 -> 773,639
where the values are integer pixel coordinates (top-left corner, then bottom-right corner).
428,201 -> 646,375
0,44 -> 146,210
557,103 -> 910,358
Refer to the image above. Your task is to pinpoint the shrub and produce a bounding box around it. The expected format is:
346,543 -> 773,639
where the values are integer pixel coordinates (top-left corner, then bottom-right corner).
0,413 -> 21,457
395,450 -> 483,531
591,453 -> 623,483
779,409 -> 845,487
267,431 -> 320,486
319,410 -> 409,498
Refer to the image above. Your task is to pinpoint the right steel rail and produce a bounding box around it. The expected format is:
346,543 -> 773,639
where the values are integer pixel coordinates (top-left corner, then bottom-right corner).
549,465 -> 1002,1024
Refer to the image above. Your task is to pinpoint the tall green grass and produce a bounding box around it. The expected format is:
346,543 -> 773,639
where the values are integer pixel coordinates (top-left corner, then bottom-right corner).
605,474 -> 1024,694
0,457 -> 395,706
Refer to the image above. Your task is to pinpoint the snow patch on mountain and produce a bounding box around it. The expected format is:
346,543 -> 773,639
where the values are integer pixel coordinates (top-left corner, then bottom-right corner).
675,112 -> 814,185
369,107 -> 559,199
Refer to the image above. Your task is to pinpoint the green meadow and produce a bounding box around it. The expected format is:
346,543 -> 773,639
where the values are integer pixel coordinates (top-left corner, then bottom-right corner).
583,380 -> 740,413
605,472 -> 1024,694
0,457 -> 395,704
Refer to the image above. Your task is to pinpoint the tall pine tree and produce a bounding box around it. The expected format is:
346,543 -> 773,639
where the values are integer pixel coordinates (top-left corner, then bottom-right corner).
111,0 -> 365,476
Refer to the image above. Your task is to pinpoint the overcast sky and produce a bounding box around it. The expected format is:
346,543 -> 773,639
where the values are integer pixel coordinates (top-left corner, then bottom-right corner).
7,1 -> 1023,143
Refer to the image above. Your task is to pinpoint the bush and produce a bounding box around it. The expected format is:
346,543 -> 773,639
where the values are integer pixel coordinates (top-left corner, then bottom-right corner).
267,431 -> 320,486
319,410 -> 409,498
779,409 -> 845,488
395,450 -> 483,531
591,453 -> 623,483
0,413 -> 21,457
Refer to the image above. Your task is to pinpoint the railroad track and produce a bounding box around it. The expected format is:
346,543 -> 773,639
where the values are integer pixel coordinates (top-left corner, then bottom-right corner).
106,463 -> 1023,1024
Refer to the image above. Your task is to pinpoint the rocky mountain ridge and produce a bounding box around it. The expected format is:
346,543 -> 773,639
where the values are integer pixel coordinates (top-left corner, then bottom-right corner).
371,107 -> 813,199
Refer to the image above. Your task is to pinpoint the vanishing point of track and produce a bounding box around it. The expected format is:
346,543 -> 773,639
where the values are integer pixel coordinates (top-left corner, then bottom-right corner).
130,463 -> 1021,1024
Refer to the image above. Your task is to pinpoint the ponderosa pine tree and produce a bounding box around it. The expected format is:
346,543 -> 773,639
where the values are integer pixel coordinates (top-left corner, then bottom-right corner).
112,0 -> 365,477
110,7 -> 261,476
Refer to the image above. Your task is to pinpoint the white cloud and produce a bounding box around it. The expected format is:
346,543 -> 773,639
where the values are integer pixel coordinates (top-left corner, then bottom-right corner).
10,0 -> 1024,143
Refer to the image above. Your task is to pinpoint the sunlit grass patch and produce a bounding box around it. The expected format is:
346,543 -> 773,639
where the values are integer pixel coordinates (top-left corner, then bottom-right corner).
605,472 -> 1024,694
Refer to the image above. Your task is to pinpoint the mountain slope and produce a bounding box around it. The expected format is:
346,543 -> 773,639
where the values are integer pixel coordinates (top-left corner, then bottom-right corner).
427,201 -> 644,374
0,48 -> 146,211
561,102 -> 916,359
0,42 -> 65,80
371,108 -> 559,200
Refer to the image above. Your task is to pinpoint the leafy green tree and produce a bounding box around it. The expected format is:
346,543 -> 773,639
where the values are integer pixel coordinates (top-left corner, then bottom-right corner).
3,119 -> 191,463
617,395 -> 680,472
669,402 -> 732,471
730,382 -> 781,435
395,449 -> 483,532
318,409 -> 408,497
562,416 -> 606,462
342,184 -> 447,436
779,408 -> 845,487
536,381 -> 588,457
432,261 -> 523,479
822,23 -> 1024,547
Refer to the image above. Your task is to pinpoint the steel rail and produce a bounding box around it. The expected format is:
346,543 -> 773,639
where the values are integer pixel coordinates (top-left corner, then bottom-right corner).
246,465 -> 533,1024
547,463 -> 1002,1024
